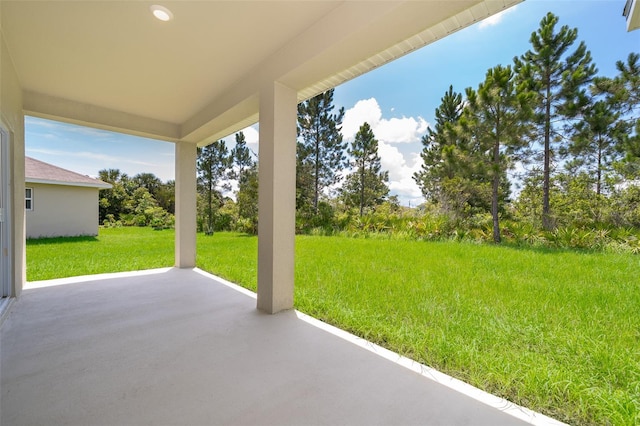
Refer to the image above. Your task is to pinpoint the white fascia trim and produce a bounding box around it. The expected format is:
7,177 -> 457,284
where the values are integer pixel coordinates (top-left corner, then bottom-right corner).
25,178 -> 112,189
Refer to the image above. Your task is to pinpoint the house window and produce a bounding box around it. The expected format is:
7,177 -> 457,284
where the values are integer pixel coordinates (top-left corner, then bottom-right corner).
25,187 -> 33,211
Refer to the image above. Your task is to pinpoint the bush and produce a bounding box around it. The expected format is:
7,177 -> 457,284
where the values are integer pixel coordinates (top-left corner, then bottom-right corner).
148,207 -> 175,230
235,217 -> 257,235
214,212 -> 235,232
608,185 -> 640,227
102,214 -> 123,228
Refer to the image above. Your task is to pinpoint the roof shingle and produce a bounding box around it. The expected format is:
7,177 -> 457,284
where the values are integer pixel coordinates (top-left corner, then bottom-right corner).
25,157 -> 111,189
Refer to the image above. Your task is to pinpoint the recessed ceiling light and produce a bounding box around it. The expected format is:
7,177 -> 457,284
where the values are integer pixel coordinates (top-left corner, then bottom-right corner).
151,5 -> 173,22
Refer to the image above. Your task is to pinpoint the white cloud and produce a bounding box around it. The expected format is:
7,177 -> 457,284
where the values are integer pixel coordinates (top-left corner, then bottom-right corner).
218,124 -> 260,200
26,116 -> 115,140
243,125 -> 260,154
378,142 -> 424,206
222,124 -> 259,154
342,98 -> 383,140
376,116 -> 428,144
478,5 -> 518,29
342,98 -> 427,206
240,125 -> 258,142
342,98 -> 428,144
26,147 -> 157,167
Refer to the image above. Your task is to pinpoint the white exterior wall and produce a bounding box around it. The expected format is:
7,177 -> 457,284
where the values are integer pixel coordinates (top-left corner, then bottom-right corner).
25,183 -> 100,239
1,6 -> 26,297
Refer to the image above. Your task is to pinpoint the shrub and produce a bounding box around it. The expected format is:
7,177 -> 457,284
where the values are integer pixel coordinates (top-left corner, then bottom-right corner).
235,217 -> 257,235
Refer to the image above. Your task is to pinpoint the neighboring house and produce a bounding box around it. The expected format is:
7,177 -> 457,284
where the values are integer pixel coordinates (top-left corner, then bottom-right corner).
624,0 -> 640,31
25,157 -> 111,239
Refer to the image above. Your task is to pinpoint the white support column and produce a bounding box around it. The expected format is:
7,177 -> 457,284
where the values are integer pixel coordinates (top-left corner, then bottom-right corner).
175,141 -> 197,268
257,81 -> 297,314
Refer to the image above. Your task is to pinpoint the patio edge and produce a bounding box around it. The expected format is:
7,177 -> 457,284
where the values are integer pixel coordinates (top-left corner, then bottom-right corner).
23,267 -> 567,426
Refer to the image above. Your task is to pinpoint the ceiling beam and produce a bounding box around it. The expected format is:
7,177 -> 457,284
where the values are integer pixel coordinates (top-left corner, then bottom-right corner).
23,91 -> 181,143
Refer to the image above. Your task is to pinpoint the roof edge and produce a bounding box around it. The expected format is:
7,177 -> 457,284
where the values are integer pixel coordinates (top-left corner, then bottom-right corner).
26,178 -> 112,189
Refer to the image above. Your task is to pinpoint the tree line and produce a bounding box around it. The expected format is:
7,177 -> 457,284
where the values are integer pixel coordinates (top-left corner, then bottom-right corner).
193,88 -> 391,236
98,169 -> 175,229
98,12 -> 640,252
414,12 -> 639,243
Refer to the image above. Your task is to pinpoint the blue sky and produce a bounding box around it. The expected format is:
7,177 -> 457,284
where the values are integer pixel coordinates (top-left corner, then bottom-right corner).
26,0 -> 640,205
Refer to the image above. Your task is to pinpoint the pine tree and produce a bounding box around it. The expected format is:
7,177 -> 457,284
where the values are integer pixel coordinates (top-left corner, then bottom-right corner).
295,142 -> 315,212
229,131 -> 258,234
462,65 -> 533,242
236,163 -> 259,234
197,140 -> 231,235
620,120 -> 640,179
566,100 -> 625,197
230,131 -> 254,180
514,12 -> 597,230
594,53 -> 640,180
341,122 -> 389,216
297,89 -> 347,213
594,53 -> 640,116
414,85 -> 490,219
413,85 -> 464,204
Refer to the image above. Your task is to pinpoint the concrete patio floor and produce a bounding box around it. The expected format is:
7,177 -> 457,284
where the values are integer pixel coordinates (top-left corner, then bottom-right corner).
1,268 -> 562,425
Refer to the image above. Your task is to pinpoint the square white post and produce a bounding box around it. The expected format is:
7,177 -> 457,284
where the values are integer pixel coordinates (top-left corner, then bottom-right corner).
257,81 -> 297,314
175,141 -> 197,268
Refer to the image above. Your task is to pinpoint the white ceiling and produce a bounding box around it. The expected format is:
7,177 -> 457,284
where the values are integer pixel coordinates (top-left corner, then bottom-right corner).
2,0 -> 521,145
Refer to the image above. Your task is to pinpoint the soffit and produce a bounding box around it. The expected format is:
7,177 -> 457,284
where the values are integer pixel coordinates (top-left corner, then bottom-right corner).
3,1 -> 340,123
2,1 -> 521,144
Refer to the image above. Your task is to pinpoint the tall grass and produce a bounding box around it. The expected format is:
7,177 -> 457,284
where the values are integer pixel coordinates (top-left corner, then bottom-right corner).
27,228 -> 640,424
199,233 -> 640,425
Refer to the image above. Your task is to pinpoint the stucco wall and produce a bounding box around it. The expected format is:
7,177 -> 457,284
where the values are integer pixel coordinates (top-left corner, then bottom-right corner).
1,7 -> 26,296
26,183 -> 100,239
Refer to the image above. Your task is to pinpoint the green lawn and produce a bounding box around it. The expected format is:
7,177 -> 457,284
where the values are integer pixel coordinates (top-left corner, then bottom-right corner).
26,227 -> 175,280
27,228 -> 640,425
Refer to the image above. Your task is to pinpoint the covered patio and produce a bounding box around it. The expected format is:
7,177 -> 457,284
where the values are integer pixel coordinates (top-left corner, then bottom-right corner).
0,1 -> 570,424
1,268 -> 559,425
1,0 -> 524,313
